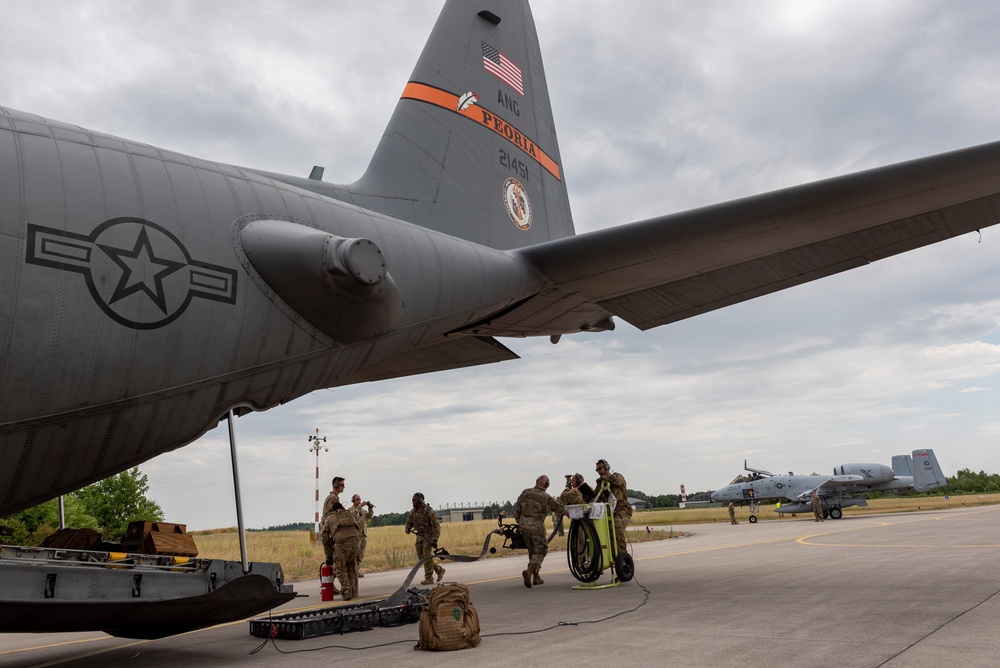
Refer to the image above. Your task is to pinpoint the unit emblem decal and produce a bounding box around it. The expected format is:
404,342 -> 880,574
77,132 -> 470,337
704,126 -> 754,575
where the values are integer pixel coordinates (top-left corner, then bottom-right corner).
457,91 -> 479,111
26,218 -> 237,330
502,178 -> 532,230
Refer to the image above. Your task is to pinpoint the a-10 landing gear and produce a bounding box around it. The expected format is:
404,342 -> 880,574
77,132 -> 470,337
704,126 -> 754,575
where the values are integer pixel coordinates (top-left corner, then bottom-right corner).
746,499 -> 844,522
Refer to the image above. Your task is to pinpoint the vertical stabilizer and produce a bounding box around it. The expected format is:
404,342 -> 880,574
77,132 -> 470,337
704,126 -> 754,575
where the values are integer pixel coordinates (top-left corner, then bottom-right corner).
911,449 -> 947,492
348,0 -> 574,250
891,454 -> 913,477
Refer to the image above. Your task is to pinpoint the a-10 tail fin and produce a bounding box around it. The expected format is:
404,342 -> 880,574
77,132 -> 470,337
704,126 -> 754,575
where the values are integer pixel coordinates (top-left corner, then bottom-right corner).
911,449 -> 947,492
891,454 -> 913,476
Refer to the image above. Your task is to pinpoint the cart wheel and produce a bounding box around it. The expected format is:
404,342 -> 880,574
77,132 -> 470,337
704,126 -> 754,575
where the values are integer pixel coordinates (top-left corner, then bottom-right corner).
748,515 -> 758,524
615,552 -> 635,582
829,507 -> 842,520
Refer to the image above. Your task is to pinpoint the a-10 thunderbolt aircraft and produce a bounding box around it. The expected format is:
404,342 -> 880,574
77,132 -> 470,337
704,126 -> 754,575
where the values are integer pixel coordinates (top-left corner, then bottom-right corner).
711,449 -> 947,522
1,0 -> 999,635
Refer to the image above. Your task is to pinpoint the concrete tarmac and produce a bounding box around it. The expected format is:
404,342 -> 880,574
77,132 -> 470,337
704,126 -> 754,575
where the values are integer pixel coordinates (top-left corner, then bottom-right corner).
3,504 -> 999,667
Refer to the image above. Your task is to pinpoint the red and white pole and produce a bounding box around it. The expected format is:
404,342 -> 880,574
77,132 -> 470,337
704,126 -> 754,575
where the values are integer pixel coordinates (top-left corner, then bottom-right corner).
308,428 -> 328,542
314,448 -> 320,535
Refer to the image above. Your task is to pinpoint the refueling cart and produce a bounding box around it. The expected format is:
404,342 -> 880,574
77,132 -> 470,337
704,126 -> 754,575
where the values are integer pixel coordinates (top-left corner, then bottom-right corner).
565,498 -> 634,589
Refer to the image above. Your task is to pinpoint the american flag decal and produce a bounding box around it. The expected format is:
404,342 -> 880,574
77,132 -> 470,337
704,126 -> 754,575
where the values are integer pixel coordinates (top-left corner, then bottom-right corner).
482,41 -> 524,95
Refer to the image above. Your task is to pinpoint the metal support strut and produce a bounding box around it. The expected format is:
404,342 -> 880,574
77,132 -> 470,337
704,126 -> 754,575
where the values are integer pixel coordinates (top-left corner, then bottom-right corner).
227,410 -> 249,574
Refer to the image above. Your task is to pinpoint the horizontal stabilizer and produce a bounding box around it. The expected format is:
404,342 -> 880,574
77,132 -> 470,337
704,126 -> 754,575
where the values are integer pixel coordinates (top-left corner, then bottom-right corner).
504,140 -> 1000,336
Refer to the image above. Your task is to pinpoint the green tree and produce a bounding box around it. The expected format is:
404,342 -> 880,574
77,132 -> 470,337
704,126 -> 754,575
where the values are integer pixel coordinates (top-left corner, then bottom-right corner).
0,517 -> 30,546
4,496 -> 99,545
370,512 -> 408,527
72,468 -> 164,541
653,494 -> 679,508
626,489 -> 649,504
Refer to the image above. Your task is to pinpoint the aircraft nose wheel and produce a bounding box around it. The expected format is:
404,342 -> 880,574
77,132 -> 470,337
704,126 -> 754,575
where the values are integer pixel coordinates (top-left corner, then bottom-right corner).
748,515 -> 758,523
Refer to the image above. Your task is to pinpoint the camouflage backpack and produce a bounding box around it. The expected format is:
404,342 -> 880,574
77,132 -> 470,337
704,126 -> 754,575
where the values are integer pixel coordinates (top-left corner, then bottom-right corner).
415,583 -> 481,651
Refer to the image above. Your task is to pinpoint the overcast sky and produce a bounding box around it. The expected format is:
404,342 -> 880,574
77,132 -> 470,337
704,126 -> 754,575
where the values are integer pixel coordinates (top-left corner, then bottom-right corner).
3,1 -> 999,530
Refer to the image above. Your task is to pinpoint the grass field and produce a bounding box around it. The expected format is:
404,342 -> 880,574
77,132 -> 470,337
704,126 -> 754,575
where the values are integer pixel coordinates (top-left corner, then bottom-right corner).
190,493 -> 1000,582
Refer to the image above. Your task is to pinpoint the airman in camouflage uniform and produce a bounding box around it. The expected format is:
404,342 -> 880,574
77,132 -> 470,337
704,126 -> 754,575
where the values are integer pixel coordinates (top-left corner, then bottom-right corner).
515,475 -> 563,588
560,473 -> 586,507
351,494 -> 373,577
811,490 -> 824,522
319,477 -> 345,565
330,502 -> 362,600
552,475 -> 574,536
405,492 -> 445,585
319,477 -> 346,594
595,459 -> 632,556
559,473 -> 587,570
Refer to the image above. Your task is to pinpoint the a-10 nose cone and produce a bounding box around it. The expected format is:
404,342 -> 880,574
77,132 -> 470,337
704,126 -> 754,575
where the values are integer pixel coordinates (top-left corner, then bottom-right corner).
711,487 -> 733,502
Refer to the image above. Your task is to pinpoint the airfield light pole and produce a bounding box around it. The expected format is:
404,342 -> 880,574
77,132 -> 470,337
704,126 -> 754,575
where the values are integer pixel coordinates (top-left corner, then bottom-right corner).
308,429 -> 328,542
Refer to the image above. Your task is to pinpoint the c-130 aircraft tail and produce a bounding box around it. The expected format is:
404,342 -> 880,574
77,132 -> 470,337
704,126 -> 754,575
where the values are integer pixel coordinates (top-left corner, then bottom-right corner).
297,2 -> 575,250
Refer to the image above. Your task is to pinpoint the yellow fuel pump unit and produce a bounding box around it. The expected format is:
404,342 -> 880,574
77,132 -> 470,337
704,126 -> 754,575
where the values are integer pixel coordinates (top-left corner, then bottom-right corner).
565,499 -> 634,590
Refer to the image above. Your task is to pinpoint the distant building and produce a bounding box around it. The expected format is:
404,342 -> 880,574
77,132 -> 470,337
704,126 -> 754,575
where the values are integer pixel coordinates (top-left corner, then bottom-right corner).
435,503 -> 485,523
629,497 -> 648,510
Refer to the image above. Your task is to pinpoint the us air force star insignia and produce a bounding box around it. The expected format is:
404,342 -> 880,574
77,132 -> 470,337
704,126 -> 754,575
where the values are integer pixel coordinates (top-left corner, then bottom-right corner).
98,226 -> 184,315
26,217 -> 238,330
502,177 -> 532,230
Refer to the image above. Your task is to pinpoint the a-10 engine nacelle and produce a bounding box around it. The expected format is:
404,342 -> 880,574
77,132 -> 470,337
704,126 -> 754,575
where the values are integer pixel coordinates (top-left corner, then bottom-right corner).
834,463 -> 895,484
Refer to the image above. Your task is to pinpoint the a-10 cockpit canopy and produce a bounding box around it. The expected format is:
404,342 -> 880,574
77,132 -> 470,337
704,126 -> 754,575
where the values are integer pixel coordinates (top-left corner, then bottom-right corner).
728,460 -> 777,485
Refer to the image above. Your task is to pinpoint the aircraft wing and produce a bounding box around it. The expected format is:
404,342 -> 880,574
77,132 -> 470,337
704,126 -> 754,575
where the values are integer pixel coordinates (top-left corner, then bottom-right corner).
797,475 -> 866,500
482,141 -> 1000,336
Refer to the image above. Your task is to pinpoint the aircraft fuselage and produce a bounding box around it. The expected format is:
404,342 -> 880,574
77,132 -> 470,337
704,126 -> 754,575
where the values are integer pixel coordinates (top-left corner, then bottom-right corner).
0,107 -> 545,514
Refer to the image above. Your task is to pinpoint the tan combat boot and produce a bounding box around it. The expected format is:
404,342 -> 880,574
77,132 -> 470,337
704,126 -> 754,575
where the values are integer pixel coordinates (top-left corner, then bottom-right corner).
532,568 -> 544,585
522,563 -> 535,588
435,564 -> 446,582
421,572 -> 434,585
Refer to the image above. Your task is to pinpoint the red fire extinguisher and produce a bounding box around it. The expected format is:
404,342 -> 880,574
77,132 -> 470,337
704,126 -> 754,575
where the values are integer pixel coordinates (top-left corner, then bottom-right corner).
320,563 -> 334,602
